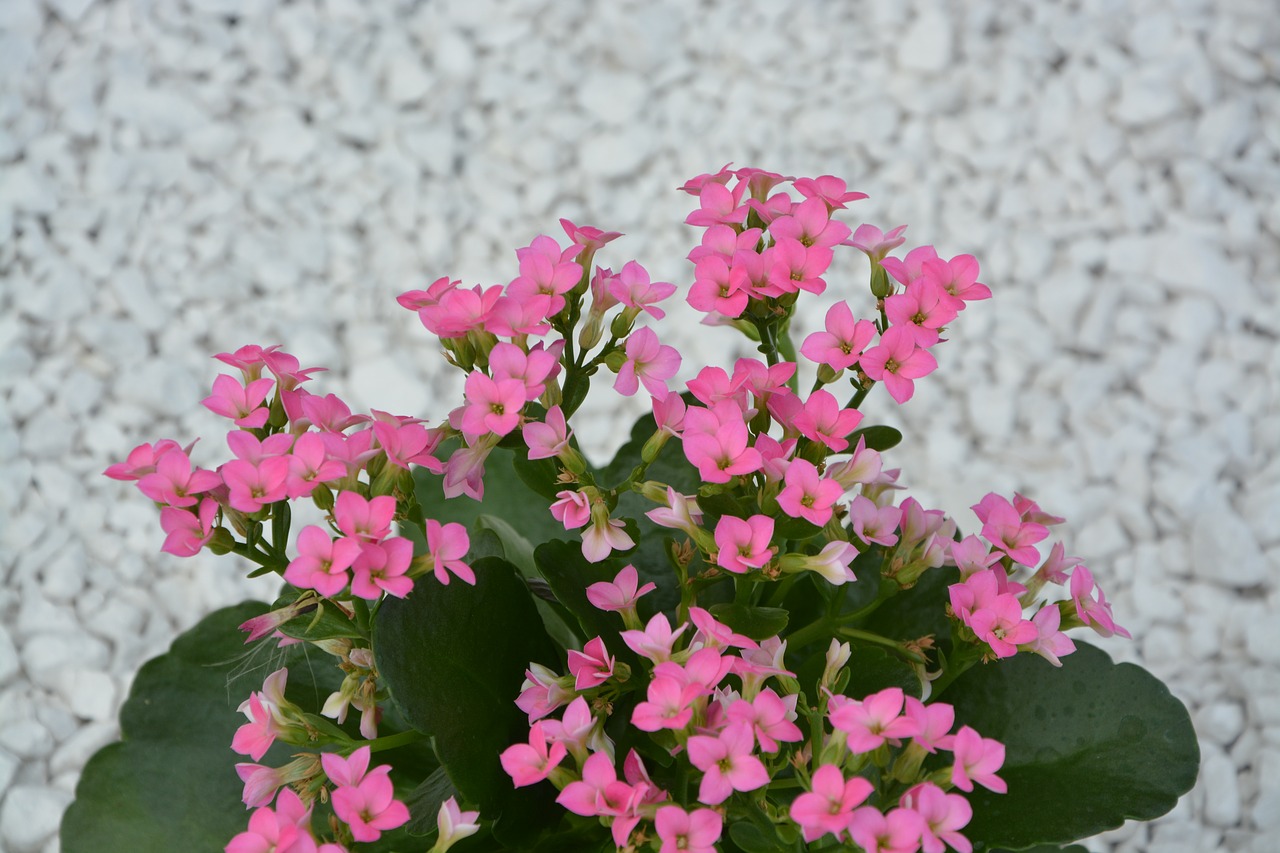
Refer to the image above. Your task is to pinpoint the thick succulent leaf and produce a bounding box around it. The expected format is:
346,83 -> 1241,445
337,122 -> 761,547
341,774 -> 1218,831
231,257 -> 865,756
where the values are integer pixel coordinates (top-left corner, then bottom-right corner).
374,556 -> 562,841
944,642 -> 1199,850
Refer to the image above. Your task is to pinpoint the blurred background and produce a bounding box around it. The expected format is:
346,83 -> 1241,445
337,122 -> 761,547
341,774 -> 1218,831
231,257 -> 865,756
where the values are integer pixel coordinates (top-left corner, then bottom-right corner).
0,0 -> 1276,850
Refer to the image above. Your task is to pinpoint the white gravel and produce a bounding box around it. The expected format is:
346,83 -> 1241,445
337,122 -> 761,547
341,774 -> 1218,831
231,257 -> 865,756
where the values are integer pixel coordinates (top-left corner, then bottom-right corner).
1,0 -> 1277,851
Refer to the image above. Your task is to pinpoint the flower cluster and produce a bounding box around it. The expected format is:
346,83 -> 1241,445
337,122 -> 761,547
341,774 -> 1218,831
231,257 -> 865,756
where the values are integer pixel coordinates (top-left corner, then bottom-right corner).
107,165 -> 1134,852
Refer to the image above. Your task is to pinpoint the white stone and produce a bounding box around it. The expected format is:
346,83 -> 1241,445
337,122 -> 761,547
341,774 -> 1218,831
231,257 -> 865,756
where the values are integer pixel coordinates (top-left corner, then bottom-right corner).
49,721 -> 118,778
1245,615 -> 1280,666
45,0 -> 95,23
580,128 -> 651,180
0,719 -> 52,761
576,70 -> 650,125
0,785 -> 72,853
252,110 -> 318,167
1195,700 -> 1246,747
1113,70 -> 1183,126
0,626 -> 15,684
1199,742 -> 1242,827
1190,493 -> 1270,587
52,668 -> 117,722
897,6 -> 953,73
1253,748 -> 1280,830
1195,98 -> 1256,162
0,748 -> 17,799
20,629 -> 110,691
384,56 -> 433,105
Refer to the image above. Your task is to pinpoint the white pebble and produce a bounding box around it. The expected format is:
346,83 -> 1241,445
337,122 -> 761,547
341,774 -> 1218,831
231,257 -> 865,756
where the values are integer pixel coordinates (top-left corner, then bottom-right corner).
0,785 -> 72,853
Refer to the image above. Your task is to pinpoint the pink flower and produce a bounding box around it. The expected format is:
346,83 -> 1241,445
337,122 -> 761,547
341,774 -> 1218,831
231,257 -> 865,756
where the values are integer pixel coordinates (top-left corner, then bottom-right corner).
567,636 -> 615,691
848,806 -> 927,853
790,763 -> 874,842
779,540 -> 860,586
560,218 -> 622,257
159,497 -> 219,557
285,433 -> 347,498
725,688 -> 803,752
967,593 -> 1038,659
631,675 -> 703,732
644,487 -> 703,537
1070,566 -> 1131,639
950,725 -> 1007,793
225,788 -> 318,853
885,279 -> 957,348
585,565 -> 656,613
609,260 -> 677,321
655,805 -> 722,853
523,405 -> 571,460
681,402 -> 762,483
860,326 -> 938,404
686,723 -> 770,804
770,197 -> 852,249
848,495 -> 903,547
620,613 -> 688,663
792,389 -> 864,452
902,782 -> 973,853
921,253 -> 990,312
844,223 -> 908,262
688,255 -> 749,318
829,687 -> 915,754
901,696 -> 955,753
976,493 -> 1049,567
714,514 -> 775,574
489,341 -> 561,402
203,374 -> 275,429
104,438 -> 191,481
459,371 -> 526,440
1024,604 -> 1077,666
284,526 -> 362,597
515,663 -> 575,722
501,721 -> 567,787
371,419 -> 443,473
689,607 -> 759,651
800,301 -> 878,372
326,748 -> 410,842
777,459 -> 844,526
232,669 -> 291,761
792,174 -> 868,209
221,457 -> 291,513
550,489 -> 591,530
614,326 -> 681,399
333,491 -> 395,542
765,238 -> 832,296
685,180 -> 747,227
426,519 -> 474,585
136,448 -> 222,508
349,538 -> 414,600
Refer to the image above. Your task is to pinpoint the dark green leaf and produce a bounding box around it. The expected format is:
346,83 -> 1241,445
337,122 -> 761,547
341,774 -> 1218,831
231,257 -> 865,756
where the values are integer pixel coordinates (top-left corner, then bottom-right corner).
860,565 -> 959,645
61,602 -> 413,851
273,587 -> 364,642
842,646 -> 922,699
708,602 -> 790,641
728,820 -> 783,853
533,539 -> 635,663
945,642 -> 1199,849
374,556 -> 562,838
848,424 -> 903,451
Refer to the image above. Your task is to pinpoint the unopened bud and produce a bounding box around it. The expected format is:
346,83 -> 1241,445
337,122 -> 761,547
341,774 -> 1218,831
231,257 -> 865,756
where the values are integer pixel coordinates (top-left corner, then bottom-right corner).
609,312 -> 634,339
311,483 -> 335,512
602,348 -> 627,372
207,527 -> 237,555
870,265 -> 892,299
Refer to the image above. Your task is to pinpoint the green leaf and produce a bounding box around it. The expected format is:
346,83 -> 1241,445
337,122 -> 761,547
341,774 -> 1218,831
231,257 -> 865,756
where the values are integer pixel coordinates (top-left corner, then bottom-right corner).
272,587 -> 364,642
944,642 -> 1199,849
62,603 -> 275,852
413,446 -> 566,547
728,820 -> 783,853
533,540 -> 635,660
842,646 -> 922,699
847,424 -> 903,451
374,556 -> 562,840
708,602 -> 790,641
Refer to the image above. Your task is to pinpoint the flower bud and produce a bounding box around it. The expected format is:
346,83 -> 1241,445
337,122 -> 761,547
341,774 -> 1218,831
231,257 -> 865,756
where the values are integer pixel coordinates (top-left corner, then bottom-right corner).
609,312 -> 634,339
311,483 -> 335,512
207,526 -> 237,555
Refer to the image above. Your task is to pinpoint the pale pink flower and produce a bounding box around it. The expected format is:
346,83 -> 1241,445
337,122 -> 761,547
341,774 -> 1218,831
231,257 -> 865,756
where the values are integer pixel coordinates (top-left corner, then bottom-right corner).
581,511 -> 635,563
951,534 -> 1001,578
232,669 -> 292,761
901,696 -> 955,753
371,419 -> 443,473
725,688 -> 803,752
848,495 -> 903,547
298,392 -> 368,434
434,797 -> 480,852
689,607 -> 758,651
976,493 -> 1049,567
325,747 -> 410,842
779,540 -> 860,586
560,218 -> 622,256
631,676 -> 703,732
489,341 -> 561,402
515,663 -> 575,722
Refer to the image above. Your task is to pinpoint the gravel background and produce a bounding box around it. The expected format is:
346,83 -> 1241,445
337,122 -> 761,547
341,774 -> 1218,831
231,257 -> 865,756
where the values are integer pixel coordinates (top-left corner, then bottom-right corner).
0,0 -> 1277,851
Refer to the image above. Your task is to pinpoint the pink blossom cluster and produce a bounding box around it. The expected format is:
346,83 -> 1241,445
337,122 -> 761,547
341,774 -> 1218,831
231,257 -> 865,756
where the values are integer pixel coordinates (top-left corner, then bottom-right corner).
947,493 -> 1129,664
500,567 -> 1005,852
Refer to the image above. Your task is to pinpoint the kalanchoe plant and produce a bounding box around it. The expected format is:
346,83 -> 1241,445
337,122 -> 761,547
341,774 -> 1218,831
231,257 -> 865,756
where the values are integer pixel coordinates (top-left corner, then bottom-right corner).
65,166 -> 1198,853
